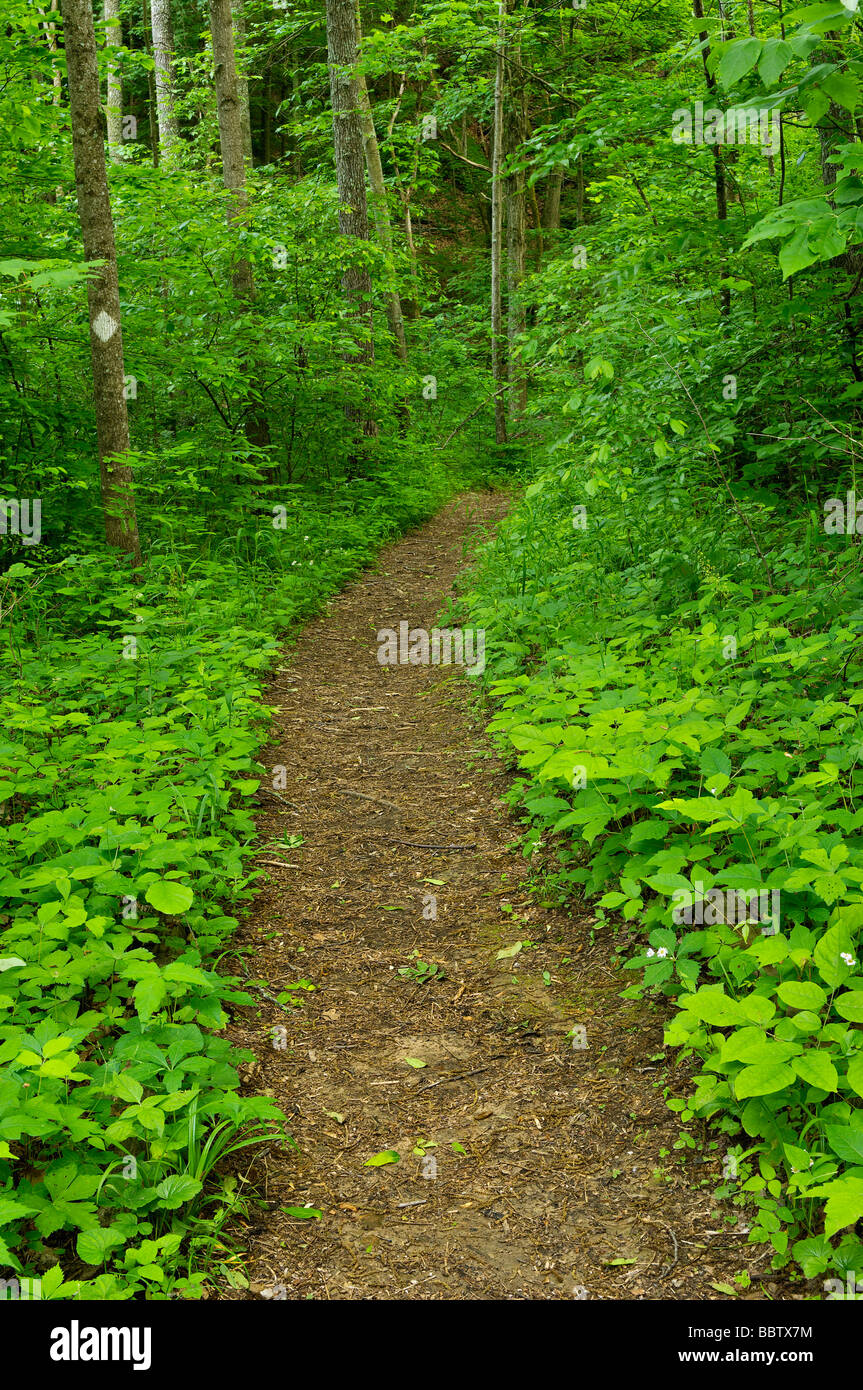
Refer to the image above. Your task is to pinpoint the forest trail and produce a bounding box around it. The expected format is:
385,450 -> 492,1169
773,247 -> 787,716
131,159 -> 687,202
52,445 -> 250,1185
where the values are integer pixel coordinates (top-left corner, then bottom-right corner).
225,493 -> 791,1302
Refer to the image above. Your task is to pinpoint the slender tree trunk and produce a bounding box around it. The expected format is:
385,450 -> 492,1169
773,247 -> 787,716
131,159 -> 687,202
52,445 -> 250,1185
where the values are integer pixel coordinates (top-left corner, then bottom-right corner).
60,0 -> 141,565
210,0 -> 270,449
289,65 -> 302,175
693,0 -> 730,317
490,0 -> 507,444
326,0 -> 377,449
542,167 -> 563,231
103,0 -> 124,162
530,181 -> 543,269
37,0 -> 63,105
150,0 -> 180,158
354,2 -> 407,365
505,4 -> 527,418
211,0 -> 253,296
231,0 -> 253,167
402,198 -> 419,318
263,73 -> 273,165
141,0 -> 159,166
746,0 -> 775,176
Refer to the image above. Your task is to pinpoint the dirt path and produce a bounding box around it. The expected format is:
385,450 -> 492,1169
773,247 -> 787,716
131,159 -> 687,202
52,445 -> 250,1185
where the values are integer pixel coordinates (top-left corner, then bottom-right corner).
225,492 -> 796,1301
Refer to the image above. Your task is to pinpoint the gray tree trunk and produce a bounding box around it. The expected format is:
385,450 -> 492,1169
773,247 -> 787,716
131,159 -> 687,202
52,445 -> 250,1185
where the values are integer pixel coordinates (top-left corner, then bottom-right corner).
542,168 -> 563,231
505,9 -> 527,419
103,0 -> 124,161
150,0 -> 180,157
210,0 -> 270,449
491,0 -> 507,444
326,0 -> 377,445
355,3 -> 407,365
210,0 -> 253,297
60,0 -> 141,564
231,0 -> 253,168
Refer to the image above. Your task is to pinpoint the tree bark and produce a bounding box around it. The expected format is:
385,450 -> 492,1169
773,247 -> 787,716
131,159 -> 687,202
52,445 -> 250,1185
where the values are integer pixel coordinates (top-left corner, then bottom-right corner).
60,0 -> 141,564
354,2 -> 407,365
141,0 -> 159,166
37,0 -> 63,105
103,0 -> 123,161
505,3 -> 527,418
490,0 -> 507,444
210,0 -> 253,296
210,0 -> 270,449
150,0 -> 180,158
326,0 -> 377,447
542,167 -> 563,231
692,0 -> 730,317
231,0 -> 253,168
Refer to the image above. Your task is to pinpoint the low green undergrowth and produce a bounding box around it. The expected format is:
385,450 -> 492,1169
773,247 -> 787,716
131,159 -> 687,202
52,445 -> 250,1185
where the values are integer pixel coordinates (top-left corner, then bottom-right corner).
0,459 -> 460,1299
465,446 -> 863,1291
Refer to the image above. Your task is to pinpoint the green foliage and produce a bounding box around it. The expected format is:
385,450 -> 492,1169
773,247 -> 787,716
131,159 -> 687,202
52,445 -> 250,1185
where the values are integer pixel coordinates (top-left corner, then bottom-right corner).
0,458 -> 460,1295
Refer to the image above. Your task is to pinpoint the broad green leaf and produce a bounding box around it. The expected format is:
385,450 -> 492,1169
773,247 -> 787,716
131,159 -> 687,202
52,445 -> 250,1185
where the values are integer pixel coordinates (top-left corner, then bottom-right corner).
735,1060 -> 797,1098
145,880 -> 194,915
808,1177 -> 863,1238
792,1051 -> 838,1092
134,976 -> 168,1022
682,989 -> 748,1026
825,1124 -> 863,1164
718,37 -> 763,90
777,980 -> 827,1011
833,990 -> 863,1022
758,38 -> 794,87
154,1176 -> 202,1209
76,1226 -> 125,1265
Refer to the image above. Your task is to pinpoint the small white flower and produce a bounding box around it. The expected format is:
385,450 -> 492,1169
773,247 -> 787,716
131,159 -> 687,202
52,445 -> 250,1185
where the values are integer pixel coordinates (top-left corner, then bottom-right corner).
645,948 -> 655,958
656,947 -> 669,959
841,951 -> 856,968
303,535 -> 309,541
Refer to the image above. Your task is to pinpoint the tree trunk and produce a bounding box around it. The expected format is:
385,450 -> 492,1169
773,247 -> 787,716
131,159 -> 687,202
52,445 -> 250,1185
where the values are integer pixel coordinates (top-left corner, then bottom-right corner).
263,73 -> 273,165
354,2 -> 407,365
231,0 -> 253,167
150,0 -> 180,158
37,0 -> 63,105
692,0 -> 730,317
490,0 -> 507,444
103,0 -> 124,162
210,0 -> 270,449
60,0 -> 141,565
326,0 -> 377,449
141,0 -> 159,166
505,4 -> 527,418
542,167 -> 563,231
210,0 -> 253,297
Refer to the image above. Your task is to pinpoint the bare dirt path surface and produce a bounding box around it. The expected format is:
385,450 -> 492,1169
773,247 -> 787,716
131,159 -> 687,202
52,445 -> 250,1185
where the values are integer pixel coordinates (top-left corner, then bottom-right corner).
225,492 -> 797,1301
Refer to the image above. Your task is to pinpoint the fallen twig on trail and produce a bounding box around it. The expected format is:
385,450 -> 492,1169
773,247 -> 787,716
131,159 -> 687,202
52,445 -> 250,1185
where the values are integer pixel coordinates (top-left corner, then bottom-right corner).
415,1065 -> 492,1094
237,967 -> 296,1015
382,839 -> 477,850
335,787 -> 402,811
